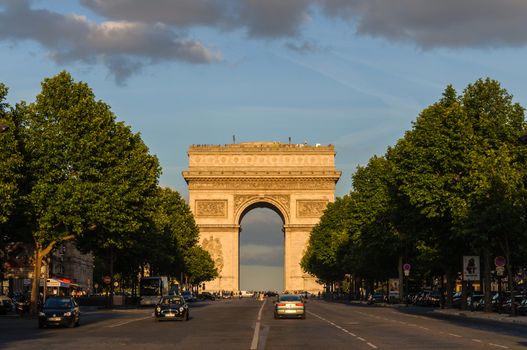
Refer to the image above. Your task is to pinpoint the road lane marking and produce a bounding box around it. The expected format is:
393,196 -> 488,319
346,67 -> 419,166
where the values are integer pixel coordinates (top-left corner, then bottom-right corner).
308,311 -> 378,349
447,333 -> 462,338
250,299 -> 266,350
107,315 -> 151,328
489,344 -> 508,349
472,339 -> 483,343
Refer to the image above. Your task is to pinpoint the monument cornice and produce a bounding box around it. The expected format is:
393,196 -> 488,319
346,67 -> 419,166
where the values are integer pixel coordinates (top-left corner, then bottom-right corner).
188,142 -> 336,155
182,171 -> 342,180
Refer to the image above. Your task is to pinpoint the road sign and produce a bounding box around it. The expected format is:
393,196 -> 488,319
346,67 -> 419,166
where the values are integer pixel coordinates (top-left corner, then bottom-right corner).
463,256 -> 480,281
403,263 -> 411,271
103,276 -> 112,285
94,283 -> 99,289
496,266 -> 505,276
494,256 -> 506,267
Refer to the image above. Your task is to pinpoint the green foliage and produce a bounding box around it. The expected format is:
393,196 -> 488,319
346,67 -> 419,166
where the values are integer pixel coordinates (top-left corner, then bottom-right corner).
184,246 -> 218,285
302,78 -> 527,287
20,71 -> 161,246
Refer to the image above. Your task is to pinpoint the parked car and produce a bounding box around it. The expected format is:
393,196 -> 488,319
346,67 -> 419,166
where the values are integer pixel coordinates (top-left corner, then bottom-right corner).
0,295 -> 15,314
13,293 -> 31,315
38,296 -> 80,328
368,292 -> 386,304
154,296 -> 189,321
517,297 -> 527,316
181,291 -> 197,303
502,294 -> 525,314
467,294 -> 484,311
274,294 -> 306,319
199,292 -> 216,301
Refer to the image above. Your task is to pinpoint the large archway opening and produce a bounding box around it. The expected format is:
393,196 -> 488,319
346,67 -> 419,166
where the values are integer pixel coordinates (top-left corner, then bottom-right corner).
239,206 -> 284,292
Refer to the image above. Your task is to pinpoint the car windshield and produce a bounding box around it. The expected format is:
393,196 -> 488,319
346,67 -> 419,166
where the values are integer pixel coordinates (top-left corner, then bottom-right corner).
161,297 -> 182,305
44,298 -> 72,309
278,295 -> 302,302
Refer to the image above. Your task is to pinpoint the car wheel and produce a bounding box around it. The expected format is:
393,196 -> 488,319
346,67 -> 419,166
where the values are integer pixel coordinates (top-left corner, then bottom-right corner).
274,313 -> 279,319
301,314 -> 306,320
185,312 -> 189,321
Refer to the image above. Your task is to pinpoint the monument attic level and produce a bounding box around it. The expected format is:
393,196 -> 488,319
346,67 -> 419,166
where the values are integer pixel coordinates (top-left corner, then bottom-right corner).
182,142 -> 341,292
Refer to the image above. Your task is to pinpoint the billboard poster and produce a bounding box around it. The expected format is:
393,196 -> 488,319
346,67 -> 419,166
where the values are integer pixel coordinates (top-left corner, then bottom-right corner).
463,256 -> 480,281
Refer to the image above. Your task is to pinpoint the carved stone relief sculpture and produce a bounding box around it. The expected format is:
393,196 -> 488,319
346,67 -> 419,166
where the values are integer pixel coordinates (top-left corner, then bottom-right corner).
195,200 -> 227,217
297,200 -> 329,217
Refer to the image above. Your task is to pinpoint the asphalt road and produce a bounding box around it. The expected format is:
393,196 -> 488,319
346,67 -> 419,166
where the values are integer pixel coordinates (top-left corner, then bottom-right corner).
1,298 -> 526,349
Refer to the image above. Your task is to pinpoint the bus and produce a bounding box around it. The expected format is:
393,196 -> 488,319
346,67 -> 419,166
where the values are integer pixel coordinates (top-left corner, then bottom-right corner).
139,276 -> 169,306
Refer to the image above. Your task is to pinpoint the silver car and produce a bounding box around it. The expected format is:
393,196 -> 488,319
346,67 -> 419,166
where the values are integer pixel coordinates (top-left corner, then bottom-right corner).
274,294 -> 306,319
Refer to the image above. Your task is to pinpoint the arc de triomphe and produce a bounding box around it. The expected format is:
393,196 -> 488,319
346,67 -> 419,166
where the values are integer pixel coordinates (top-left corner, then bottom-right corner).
182,142 -> 341,292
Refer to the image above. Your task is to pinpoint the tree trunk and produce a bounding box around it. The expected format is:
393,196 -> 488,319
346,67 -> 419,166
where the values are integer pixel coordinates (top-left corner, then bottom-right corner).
483,248 -> 492,313
445,272 -> 453,308
30,244 -> 42,316
398,255 -> 404,303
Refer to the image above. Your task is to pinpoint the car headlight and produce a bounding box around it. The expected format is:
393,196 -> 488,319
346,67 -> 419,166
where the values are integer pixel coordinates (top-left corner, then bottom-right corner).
63,311 -> 72,317
39,312 -> 45,317
179,307 -> 184,312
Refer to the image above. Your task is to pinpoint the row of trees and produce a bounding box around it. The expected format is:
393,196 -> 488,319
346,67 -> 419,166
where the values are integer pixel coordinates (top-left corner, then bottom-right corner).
0,72 -> 217,314
302,79 -> 527,311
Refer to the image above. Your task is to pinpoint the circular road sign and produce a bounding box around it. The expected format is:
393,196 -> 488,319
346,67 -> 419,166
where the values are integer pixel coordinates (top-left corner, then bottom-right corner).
103,276 -> 112,285
494,256 -> 506,267
403,263 -> 411,271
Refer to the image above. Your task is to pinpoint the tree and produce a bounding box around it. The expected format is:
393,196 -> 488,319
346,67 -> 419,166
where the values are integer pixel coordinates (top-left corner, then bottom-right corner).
13,71 -> 160,314
184,246 -> 218,289
301,196 -> 351,287
0,84 -> 25,279
388,79 -> 527,311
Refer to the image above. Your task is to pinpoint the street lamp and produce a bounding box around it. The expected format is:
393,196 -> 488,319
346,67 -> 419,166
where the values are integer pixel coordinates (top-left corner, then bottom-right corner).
0,122 -> 8,133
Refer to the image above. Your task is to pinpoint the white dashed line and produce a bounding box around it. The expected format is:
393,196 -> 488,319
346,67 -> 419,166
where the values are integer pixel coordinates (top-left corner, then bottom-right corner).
472,339 -> 483,343
308,311 -> 378,349
447,333 -> 462,338
489,343 -> 508,349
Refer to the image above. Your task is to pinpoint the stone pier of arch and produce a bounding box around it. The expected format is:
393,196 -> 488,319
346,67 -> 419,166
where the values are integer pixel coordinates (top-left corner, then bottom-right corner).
182,142 -> 341,293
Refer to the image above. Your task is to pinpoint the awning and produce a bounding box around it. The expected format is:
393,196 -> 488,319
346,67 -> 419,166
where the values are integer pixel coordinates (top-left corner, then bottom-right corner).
39,278 -> 70,288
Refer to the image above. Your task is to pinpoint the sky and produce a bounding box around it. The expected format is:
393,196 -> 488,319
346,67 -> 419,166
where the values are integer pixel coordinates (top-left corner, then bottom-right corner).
2,0 -> 527,291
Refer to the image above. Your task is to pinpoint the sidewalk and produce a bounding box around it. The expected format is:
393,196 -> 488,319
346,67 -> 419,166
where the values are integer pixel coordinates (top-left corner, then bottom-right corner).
432,307 -> 527,326
330,299 -> 527,326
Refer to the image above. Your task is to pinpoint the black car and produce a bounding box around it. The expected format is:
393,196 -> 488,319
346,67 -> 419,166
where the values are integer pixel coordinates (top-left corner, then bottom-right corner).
38,296 -> 80,328
199,292 -> 216,301
154,296 -> 189,321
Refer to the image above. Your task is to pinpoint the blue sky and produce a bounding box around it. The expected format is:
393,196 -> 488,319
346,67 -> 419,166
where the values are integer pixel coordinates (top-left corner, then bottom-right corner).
2,0 -> 527,291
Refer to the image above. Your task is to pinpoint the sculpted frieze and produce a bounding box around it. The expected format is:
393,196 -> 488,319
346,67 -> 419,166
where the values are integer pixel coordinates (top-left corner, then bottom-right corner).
188,179 -> 336,190
297,200 -> 329,217
195,200 -> 227,217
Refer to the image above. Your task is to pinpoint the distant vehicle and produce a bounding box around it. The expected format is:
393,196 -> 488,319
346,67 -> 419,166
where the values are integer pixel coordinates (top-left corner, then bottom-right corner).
181,291 -> 197,302
368,292 -> 386,304
38,296 -> 80,328
221,291 -> 233,299
0,295 -> 14,314
199,292 -> 216,301
140,276 -> 169,306
274,294 -> 306,319
240,291 -> 254,298
154,296 -> 189,321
